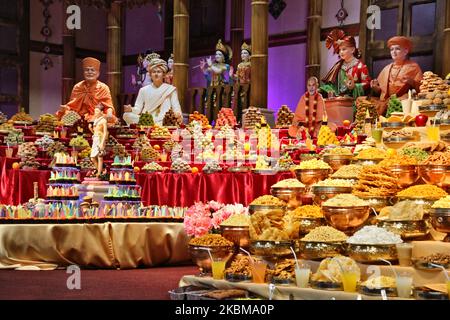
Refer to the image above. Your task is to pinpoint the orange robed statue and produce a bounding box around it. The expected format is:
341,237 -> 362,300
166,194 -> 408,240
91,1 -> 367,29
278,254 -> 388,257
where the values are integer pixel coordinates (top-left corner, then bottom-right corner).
370,36 -> 423,115
289,77 -> 333,138
57,57 -> 117,124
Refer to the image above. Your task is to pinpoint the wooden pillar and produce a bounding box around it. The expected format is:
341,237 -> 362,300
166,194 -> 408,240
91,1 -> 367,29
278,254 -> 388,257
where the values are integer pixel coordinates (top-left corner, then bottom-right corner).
230,0 -> 245,71
250,0 -> 268,109
173,0 -> 189,112
107,1 -> 123,114
442,1 -> 450,77
164,0 -> 174,57
62,1 -> 76,104
306,0 -> 322,84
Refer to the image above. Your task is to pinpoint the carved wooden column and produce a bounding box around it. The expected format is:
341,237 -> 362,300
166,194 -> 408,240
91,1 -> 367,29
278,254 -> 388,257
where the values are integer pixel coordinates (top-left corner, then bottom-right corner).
173,0 -> 189,112
107,0 -> 123,114
442,1 -> 450,77
250,0 -> 268,109
306,0 -> 322,83
62,1 -> 76,104
164,0 -> 174,57
230,0 -> 245,71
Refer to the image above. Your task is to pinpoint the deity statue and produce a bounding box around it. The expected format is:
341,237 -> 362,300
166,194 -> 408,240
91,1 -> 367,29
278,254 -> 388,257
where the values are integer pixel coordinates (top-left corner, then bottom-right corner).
57,57 -> 117,124
233,42 -> 251,84
164,53 -> 174,85
321,29 -> 371,100
132,51 -> 159,88
88,104 -> 108,177
289,77 -> 334,138
123,57 -> 182,126
199,39 -> 233,87
370,36 -> 423,115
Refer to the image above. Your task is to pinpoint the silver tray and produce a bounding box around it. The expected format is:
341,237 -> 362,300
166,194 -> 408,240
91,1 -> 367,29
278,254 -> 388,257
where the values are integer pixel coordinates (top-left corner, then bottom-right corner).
381,122 -> 406,128
357,285 -> 397,297
310,280 -> 343,291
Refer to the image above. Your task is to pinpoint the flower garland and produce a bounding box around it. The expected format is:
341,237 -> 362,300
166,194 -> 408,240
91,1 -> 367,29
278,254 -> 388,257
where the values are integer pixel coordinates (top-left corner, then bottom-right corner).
305,92 -> 319,134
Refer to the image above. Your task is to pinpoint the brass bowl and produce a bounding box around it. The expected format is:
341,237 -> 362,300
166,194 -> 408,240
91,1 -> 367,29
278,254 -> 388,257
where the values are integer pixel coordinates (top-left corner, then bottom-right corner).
376,219 -> 430,240
345,243 -> 398,263
294,168 -> 331,187
322,205 -> 371,233
322,154 -> 353,172
249,240 -> 294,259
419,105 -> 446,118
382,136 -> 415,150
429,208 -> 450,241
312,186 -> 353,206
396,196 -> 439,213
297,217 -> 326,235
297,240 -> 345,260
418,165 -> 450,187
188,244 -> 233,275
381,122 -> 406,131
388,165 -> 419,188
352,158 -> 384,166
359,196 -> 394,213
248,204 -> 286,215
220,225 -> 250,250
270,187 -> 305,209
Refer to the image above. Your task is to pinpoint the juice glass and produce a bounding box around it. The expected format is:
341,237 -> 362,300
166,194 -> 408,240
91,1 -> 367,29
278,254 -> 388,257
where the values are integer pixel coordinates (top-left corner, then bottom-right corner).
371,128 -> 383,144
341,272 -> 358,292
395,243 -> 413,266
295,264 -> 311,288
447,280 -> 450,299
5,148 -> 13,158
211,256 -> 229,280
396,272 -> 413,298
426,126 -> 440,142
250,260 -> 267,284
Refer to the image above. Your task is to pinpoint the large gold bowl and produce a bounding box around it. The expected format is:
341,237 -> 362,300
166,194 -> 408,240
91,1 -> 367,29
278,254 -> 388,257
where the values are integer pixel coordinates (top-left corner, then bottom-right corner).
418,165 -> 450,187
249,240 -> 294,260
220,225 -> 250,250
294,168 -> 331,187
322,154 -> 353,172
297,217 -> 326,235
270,187 -> 305,209
312,186 -> 352,206
359,196 -> 393,213
345,243 -> 398,263
376,219 -> 430,240
388,165 -> 419,188
429,208 -> 450,242
188,244 -> 233,275
322,205 -> 371,233
297,240 -> 345,260
248,204 -> 286,216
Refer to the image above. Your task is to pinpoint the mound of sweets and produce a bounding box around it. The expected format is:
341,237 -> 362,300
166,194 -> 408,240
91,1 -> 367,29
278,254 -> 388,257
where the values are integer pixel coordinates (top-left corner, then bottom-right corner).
216,108 -> 237,127
275,105 -> 294,128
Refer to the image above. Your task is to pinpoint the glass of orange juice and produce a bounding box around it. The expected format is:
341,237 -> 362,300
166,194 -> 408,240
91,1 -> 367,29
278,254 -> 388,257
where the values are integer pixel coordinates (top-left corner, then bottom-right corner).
447,280 -> 450,299
211,256 -> 229,280
426,126 -> 440,142
250,260 -> 267,284
341,272 -> 358,292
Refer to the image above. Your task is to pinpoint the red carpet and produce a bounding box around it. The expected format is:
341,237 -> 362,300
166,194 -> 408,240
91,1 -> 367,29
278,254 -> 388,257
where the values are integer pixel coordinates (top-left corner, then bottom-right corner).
0,265 -> 198,300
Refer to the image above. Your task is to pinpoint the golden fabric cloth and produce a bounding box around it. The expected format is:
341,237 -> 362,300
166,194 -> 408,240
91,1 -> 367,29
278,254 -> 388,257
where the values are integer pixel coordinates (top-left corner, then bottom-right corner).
0,222 -> 190,270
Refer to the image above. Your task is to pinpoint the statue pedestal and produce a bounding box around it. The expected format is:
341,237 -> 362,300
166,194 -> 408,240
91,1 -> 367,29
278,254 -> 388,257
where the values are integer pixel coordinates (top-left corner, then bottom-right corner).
324,97 -> 354,126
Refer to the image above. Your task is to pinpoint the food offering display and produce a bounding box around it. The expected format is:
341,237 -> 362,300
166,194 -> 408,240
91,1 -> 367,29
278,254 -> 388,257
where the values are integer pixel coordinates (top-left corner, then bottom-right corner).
275,105 -> 294,129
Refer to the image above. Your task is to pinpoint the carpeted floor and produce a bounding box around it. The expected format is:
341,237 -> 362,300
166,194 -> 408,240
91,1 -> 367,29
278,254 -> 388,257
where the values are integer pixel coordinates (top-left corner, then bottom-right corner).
0,265 -> 198,300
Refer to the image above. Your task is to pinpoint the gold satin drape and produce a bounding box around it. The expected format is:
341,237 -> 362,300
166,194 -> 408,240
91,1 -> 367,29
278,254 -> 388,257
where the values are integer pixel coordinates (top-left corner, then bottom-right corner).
0,222 -> 190,270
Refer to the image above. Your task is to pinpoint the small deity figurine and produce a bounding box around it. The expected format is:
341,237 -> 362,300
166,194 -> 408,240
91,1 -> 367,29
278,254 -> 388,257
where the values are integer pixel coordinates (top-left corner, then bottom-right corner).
88,104 -> 108,177
234,42 -> 251,84
164,53 -> 174,85
132,50 -> 158,88
199,39 -> 233,87
321,29 -> 371,99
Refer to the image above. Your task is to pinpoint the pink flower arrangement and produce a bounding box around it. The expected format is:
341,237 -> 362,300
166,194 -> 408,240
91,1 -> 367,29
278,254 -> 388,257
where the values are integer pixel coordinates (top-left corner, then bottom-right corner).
184,201 -> 248,237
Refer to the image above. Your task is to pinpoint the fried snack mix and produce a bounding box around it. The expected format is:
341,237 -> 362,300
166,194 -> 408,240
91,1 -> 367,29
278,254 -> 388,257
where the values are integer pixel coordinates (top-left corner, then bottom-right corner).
250,209 -> 289,241
271,179 -> 305,188
250,195 -> 286,206
311,256 -> 360,283
267,259 -> 296,280
220,214 -> 250,227
378,154 -> 417,166
322,194 -> 369,207
397,185 -> 448,199
354,147 -> 386,159
188,234 -> 233,247
331,164 -> 363,179
352,165 -> 399,197
301,226 -> 348,242
432,196 -> 450,208
420,151 -> 450,165
298,159 -> 331,169
224,255 -> 252,277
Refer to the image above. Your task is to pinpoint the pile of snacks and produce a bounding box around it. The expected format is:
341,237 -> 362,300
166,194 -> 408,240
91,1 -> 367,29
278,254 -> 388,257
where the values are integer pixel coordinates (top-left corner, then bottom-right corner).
188,234 -> 233,247
275,105 -> 294,128
189,111 -> 209,127
416,253 -> 450,265
215,124 -> 236,139
317,125 -> 339,146
347,226 -> 403,244
378,200 -> 424,221
378,154 -> 417,166
403,141 -> 448,153
355,97 -> 377,132
111,144 -> 129,158
116,127 -> 136,138
312,178 -> 355,187
138,112 -> 154,126
69,135 -> 90,149
34,135 -> 54,149
79,157 -> 95,169
274,154 -> 295,171
243,106 -> 264,129
61,111 -> 81,126
311,256 -> 360,283
4,129 -> 24,146
362,276 -> 396,289
267,259 -> 296,280
272,179 -> 305,188
224,256 -> 252,277
323,194 -> 368,207
397,184 -> 448,199
203,160 -> 222,173
250,195 -> 286,206
399,147 -> 429,162
354,147 -> 386,159
287,205 -> 323,218
79,147 -> 91,159
162,108 -> 182,127
298,159 -> 331,170
220,214 -> 250,227
11,111 -> 33,123
36,114 -> 57,133
18,142 -> 40,169
249,210 -> 289,241
215,108 -> 237,127
353,166 -> 399,197
142,162 -> 165,172
163,139 -> 177,152
0,122 -> 13,132
141,146 -> 160,161
420,151 -> 450,165
46,141 -> 67,157
132,134 -> 151,149
386,95 -> 403,117
331,164 -> 363,179
151,126 -> 171,139
418,71 -> 450,106
432,196 -> 450,208
383,129 -> 413,139
324,147 -> 352,155
301,226 -> 348,242
171,158 -> 191,173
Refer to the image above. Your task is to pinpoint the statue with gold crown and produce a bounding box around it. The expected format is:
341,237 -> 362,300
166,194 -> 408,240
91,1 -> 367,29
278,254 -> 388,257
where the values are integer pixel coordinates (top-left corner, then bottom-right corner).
234,42 -> 251,84
199,39 -> 233,87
